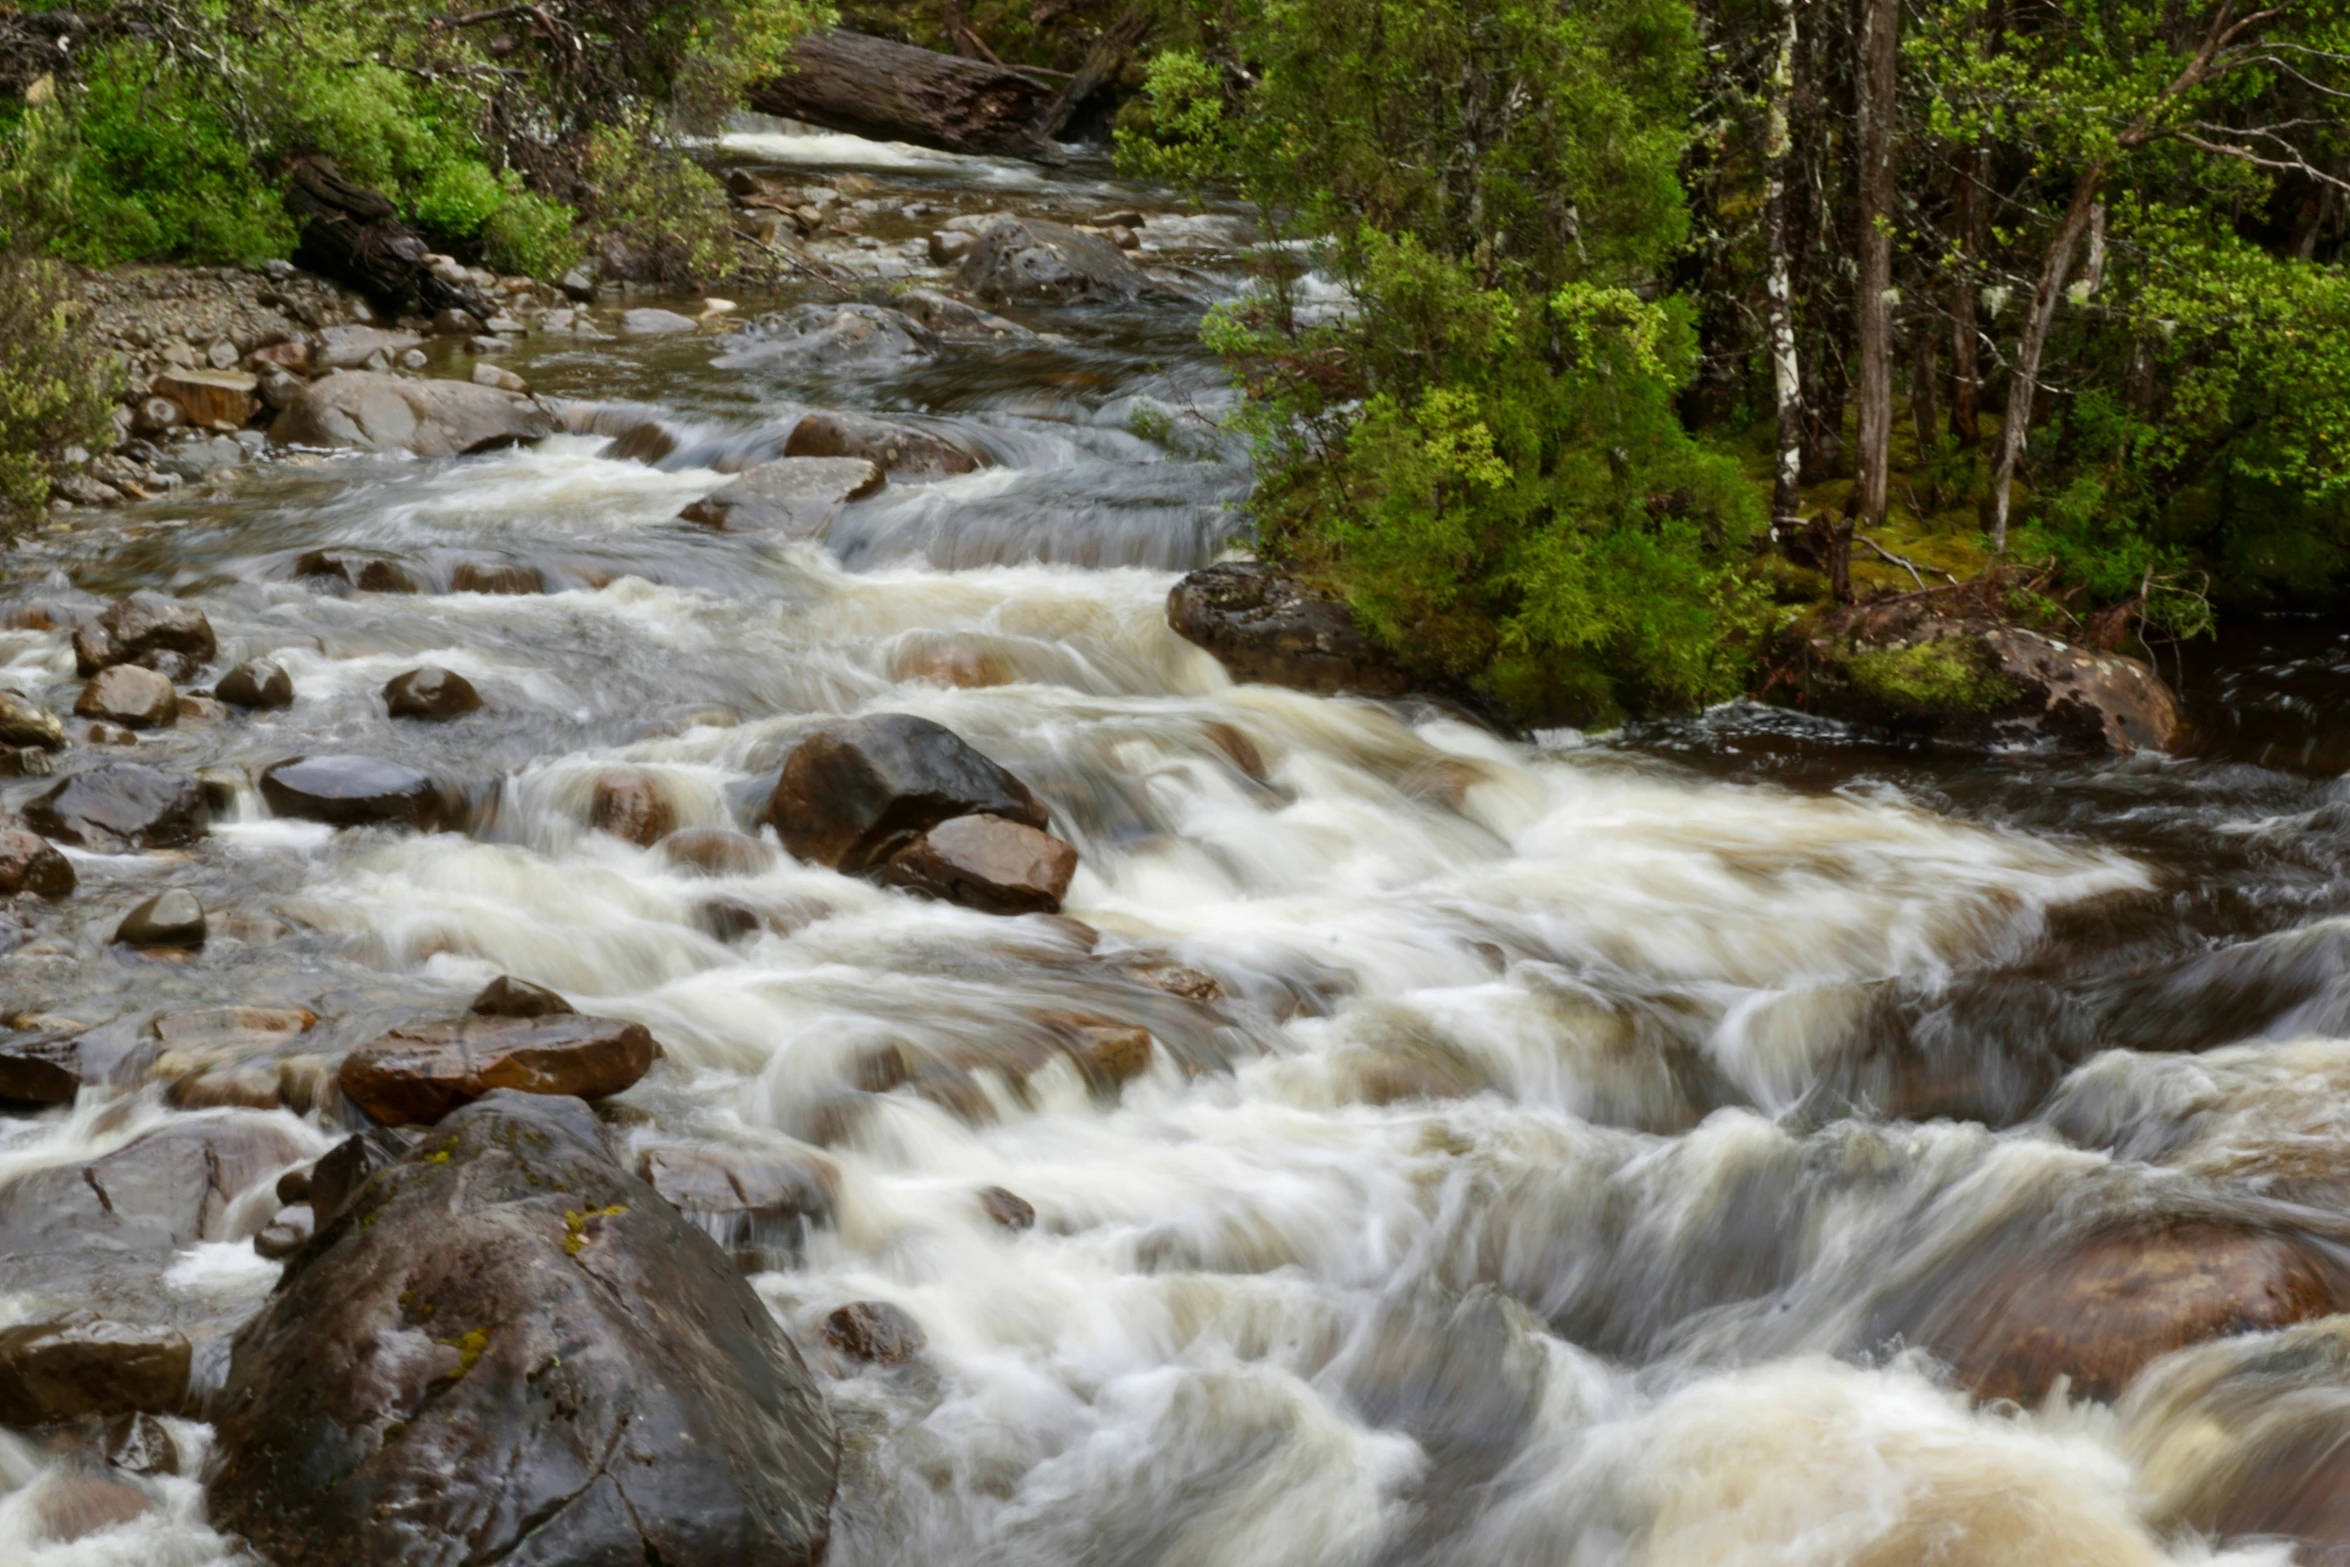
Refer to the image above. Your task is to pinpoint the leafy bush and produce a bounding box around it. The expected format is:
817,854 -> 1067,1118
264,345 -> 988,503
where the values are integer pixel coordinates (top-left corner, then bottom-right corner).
0,254 -> 120,537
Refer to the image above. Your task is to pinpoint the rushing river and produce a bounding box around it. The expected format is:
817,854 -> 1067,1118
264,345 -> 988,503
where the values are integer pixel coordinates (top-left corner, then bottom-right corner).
5,126 -> 2350,1566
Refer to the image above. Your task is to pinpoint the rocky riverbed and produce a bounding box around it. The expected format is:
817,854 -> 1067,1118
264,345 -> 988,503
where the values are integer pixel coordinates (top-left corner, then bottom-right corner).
3,120 -> 2350,1567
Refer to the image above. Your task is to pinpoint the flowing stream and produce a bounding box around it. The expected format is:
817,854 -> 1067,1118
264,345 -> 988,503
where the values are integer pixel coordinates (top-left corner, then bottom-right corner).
6,128 -> 2350,1565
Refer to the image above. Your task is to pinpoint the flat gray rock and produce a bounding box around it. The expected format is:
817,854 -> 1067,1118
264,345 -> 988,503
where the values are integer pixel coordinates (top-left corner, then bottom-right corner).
678,458 -> 884,538
270,371 -> 553,459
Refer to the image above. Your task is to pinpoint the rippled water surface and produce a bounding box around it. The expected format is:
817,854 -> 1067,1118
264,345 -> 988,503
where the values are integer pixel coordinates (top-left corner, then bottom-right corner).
6,130 -> 2350,1566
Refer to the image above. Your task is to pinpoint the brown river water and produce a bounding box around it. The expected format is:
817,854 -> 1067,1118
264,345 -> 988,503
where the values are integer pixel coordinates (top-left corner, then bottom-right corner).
4,124 -> 2350,1565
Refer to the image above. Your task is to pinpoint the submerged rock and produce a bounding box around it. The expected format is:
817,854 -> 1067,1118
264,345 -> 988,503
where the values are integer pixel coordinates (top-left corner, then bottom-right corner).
891,288 -> 1033,342
677,457 -> 884,537
589,768 -> 676,847
784,410 -> 984,479
24,764 -> 206,851
766,712 -> 1050,875
338,1012 -> 660,1126
0,1321 -> 191,1426
449,561 -> 544,595
662,827 -> 778,878
383,665 -> 481,721
880,811 -> 1078,915
259,755 -> 446,830
977,1185 -> 1036,1232
294,550 -> 422,594
207,1091 -> 838,1567
823,1300 -> 924,1365
637,1144 -> 838,1270
270,370 -> 554,458
620,306 -> 699,335
1168,561 -> 1415,698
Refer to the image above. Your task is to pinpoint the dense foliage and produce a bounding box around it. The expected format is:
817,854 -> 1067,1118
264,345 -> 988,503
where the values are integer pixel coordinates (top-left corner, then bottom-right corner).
0,253 -> 116,536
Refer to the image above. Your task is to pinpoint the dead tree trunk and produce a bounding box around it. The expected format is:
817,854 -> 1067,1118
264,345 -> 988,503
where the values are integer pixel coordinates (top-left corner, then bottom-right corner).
749,31 -> 1067,163
1763,0 -> 1806,543
283,156 -> 496,323
1851,0 -> 1898,538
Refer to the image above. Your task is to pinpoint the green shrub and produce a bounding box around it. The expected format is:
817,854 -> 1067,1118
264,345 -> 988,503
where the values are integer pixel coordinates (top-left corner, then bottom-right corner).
0,254 -> 120,537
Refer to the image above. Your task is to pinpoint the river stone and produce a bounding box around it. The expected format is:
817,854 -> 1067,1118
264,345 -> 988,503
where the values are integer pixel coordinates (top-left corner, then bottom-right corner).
637,1144 -> 838,1270
294,550 -> 421,593
977,1185 -> 1036,1232
469,975 -> 574,1019
315,325 -> 425,371
956,214 -> 1166,307
0,1321 -> 192,1425
1917,1221 -> 2346,1404
0,690 -> 64,749
383,665 -> 481,721
261,755 -> 445,829
104,1410 -> 182,1476
588,769 -> 676,847
891,288 -> 1032,342
766,712 -> 1049,875
75,590 -> 219,676
338,1013 -> 660,1126
270,370 -> 555,458
255,1205 -> 315,1260
784,411 -> 984,479
1065,1023 -> 1153,1091
1167,561 -> 1415,698
823,1300 -> 924,1365
74,665 -> 178,729
662,827 -> 778,878
0,1034 -> 82,1104
151,368 -> 258,430
114,890 -> 206,949
0,827 -> 74,898
307,1125 -> 416,1228
620,307 -> 700,334
677,457 -> 884,537
24,764 -> 206,851
449,561 -> 544,595
216,658 -> 294,709
207,1091 -> 839,1567
713,303 -> 932,370
880,812 -> 1078,915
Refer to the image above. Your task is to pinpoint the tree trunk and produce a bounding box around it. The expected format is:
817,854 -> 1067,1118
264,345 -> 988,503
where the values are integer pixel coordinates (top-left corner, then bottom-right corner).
283,156 -> 496,323
748,31 -> 1066,163
1986,169 -> 2102,549
1949,141 -> 1986,447
1912,316 -> 1941,460
1763,0 -> 1805,542
1851,0 -> 1898,536
1038,5 -> 1149,140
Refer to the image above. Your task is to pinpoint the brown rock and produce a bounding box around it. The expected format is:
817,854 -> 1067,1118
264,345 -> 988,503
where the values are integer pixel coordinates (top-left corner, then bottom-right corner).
254,1205 -> 315,1259
822,1301 -> 925,1365
152,368 -> 258,429
250,339 -> 312,375
0,1034 -> 82,1104
977,1185 -> 1035,1232
102,1410 -> 181,1476
469,975 -> 574,1018
766,712 -> 1048,875
74,664 -> 178,729
662,827 -> 778,878
784,411 -> 983,479
216,658 -> 294,709
1131,963 -> 1226,1002
0,690 -> 64,749
1167,561 -> 1414,698
153,1005 -> 315,1052
337,1012 -> 661,1126
75,591 -> 217,675
449,560 -> 544,595
879,812 -> 1078,915
0,1321 -> 192,1425
891,639 -> 1014,688
260,754 -> 445,830
0,827 -> 75,899
35,1473 -> 154,1542
591,769 -> 677,847
1922,1221 -> 2345,1404
383,665 -> 481,720
115,889 -> 206,948
1064,1023 -> 1153,1091
294,550 -> 420,593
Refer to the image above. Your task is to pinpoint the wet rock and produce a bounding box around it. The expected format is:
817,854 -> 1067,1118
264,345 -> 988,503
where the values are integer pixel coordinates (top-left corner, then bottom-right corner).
470,362 -> 528,394
75,590 -> 218,676
259,754 -> 446,830
927,230 -> 978,264
891,638 -> 1014,688
338,1012 -> 660,1126
766,713 -> 1050,875
270,370 -> 554,458
24,763 -> 206,851
0,690 -> 65,749
314,325 -> 424,370
469,975 -> 574,1019
103,1410 -> 181,1476
784,411 -> 984,479
383,665 -> 481,721
74,665 -> 178,729
0,1321 -> 191,1425
601,419 -> 679,464
294,549 -> 421,593
35,1472 -> 154,1542
151,368 -> 258,429
714,303 -> 932,369
0,827 -> 75,899
1064,1023 -> 1153,1091
208,1091 -> 839,1567
823,1300 -> 924,1365
449,560 -> 544,595
216,658 -> 294,709
1918,1221 -> 2345,1404
250,339 -> 312,375
957,215 -> 1167,307
430,306 -> 482,336
620,306 -> 700,335
254,1205 -> 314,1260
114,890 -> 206,949
677,456 -> 884,537
1167,561 -> 1414,698
1131,963 -> 1226,1003
637,1144 -> 838,1269
590,768 -> 677,847
307,1125 -> 415,1227
890,288 -> 1033,341
85,722 -> 138,747
977,1185 -> 1035,1232
177,691 -> 225,723
662,827 -> 779,878
880,812 -> 1079,915
0,1034 -> 82,1104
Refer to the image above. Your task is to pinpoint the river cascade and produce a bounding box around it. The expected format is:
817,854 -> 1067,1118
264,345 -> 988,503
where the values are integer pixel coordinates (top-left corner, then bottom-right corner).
4,123 -> 2350,1566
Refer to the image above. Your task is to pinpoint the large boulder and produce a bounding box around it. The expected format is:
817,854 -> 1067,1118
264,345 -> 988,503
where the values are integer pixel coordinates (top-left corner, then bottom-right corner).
880,812 -> 1078,915
1167,560 -> 1415,698
216,658 -> 295,710
677,457 -> 883,537
891,288 -> 1033,342
589,769 -> 676,847
74,590 -> 218,675
0,1321 -> 192,1425
259,755 -> 446,830
207,1091 -> 838,1567
765,713 -> 1050,874
712,303 -> 933,370
383,665 -> 482,721
784,411 -> 984,480
23,763 -> 206,851
270,371 -> 554,458
338,1013 -> 660,1126
151,368 -> 258,430
956,215 -> 1167,306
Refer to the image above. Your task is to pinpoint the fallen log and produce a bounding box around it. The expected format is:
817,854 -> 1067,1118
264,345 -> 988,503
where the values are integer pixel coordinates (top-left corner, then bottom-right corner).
283,155 -> 498,323
747,31 -> 1067,164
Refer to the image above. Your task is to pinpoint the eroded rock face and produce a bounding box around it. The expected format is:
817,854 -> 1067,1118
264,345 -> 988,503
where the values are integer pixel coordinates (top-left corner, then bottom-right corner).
24,764 -> 206,851
677,457 -> 884,537
784,411 -> 984,479
207,1091 -> 838,1567
956,215 -> 1167,306
270,371 -> 554,458
766,713 -> 1050,874
1167,561 -> 1414,698
259,755 -> 446,830
880,812 -> 1078,915
338,1013 -> 660,1126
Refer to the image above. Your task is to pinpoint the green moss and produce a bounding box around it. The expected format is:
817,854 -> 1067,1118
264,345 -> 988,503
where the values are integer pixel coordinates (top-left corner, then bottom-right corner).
1845,640 -> 2017,717
433,1325 -> 492,1379
562,1204 -> 627,1255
